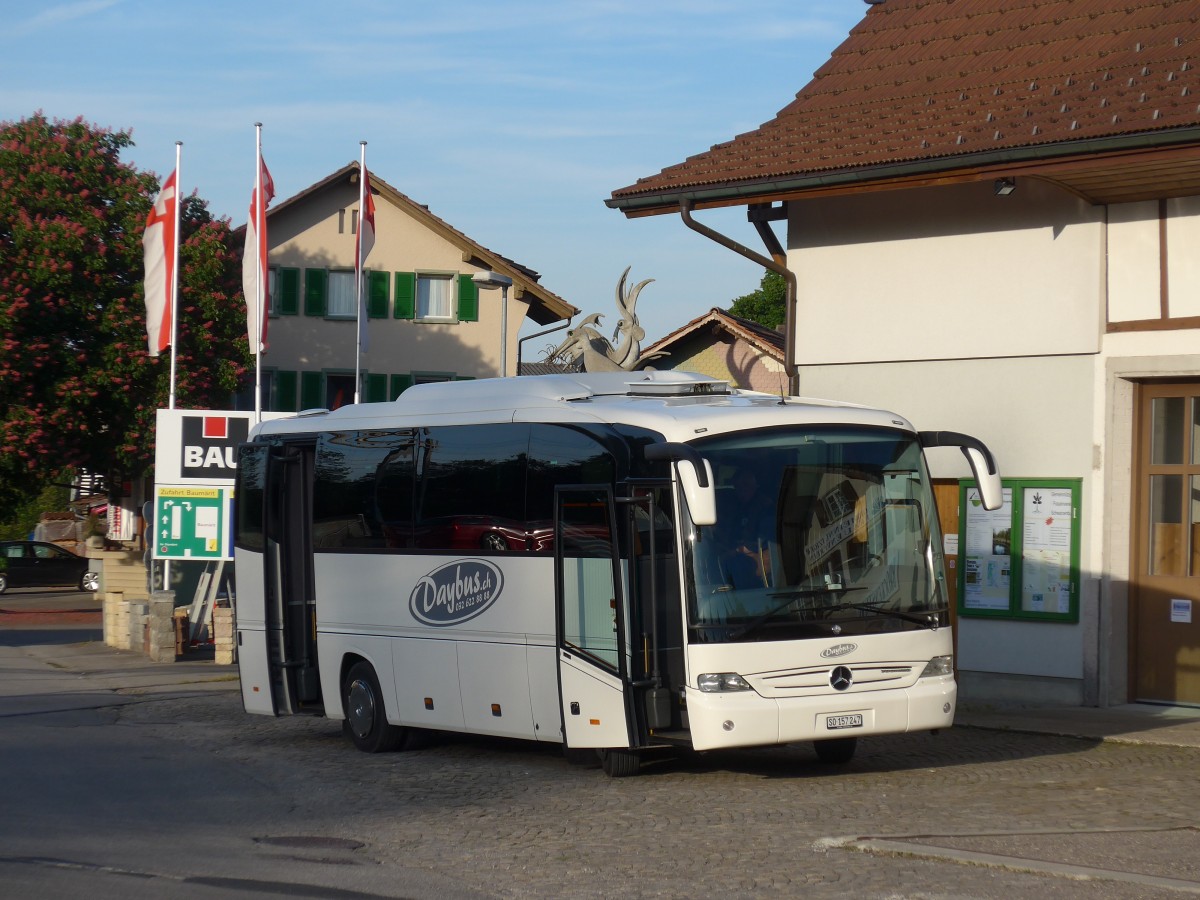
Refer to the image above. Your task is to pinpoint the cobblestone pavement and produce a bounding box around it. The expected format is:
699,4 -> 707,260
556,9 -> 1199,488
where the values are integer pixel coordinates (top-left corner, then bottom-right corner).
118,690 -> 1200,899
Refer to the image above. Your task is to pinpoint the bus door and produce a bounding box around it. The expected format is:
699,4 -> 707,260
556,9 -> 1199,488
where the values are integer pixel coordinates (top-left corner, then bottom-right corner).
625,485 -> 685,740
256,441 -> 320,716
555,487 -> 635,749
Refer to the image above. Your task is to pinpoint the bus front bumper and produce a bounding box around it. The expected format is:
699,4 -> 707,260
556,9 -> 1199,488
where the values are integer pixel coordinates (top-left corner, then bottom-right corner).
684,677 -> 956,751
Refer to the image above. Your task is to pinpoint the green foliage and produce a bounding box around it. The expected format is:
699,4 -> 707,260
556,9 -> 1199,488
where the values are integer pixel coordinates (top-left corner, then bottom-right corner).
0,480 -> 69,541
728,269 -> 787,331
0,113 -> 251,510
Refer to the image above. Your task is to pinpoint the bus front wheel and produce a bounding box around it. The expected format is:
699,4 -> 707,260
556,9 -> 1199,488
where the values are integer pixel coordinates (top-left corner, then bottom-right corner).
342,662 -> 407,753
813,736 -> 857,764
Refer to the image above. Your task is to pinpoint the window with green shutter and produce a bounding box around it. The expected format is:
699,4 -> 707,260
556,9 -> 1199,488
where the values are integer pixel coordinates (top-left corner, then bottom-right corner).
389,374 -> 413,400
365,373 -> 388,403
300,371 -> 324,410
368,270 -> 389,319
394,272 -> 415,319
274,370 -> 298,411
304,268 -> 328,317
457,274 -> 478,322
277,267 -> 301,316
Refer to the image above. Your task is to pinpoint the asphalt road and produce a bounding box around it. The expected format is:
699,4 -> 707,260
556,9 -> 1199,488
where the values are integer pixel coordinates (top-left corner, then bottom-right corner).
1,618 -> 1198,898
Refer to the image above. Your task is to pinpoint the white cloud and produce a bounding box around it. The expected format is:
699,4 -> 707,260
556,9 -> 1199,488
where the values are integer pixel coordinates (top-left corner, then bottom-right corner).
5,0 -> 121,38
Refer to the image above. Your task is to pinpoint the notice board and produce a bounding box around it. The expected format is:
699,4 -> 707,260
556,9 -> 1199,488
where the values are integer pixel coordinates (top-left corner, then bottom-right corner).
957,478 -> 1081,623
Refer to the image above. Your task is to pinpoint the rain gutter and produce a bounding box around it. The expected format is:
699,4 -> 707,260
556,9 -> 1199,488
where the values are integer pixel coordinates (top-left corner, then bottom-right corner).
607,127 -> 1200,215
678,200 -> 799,395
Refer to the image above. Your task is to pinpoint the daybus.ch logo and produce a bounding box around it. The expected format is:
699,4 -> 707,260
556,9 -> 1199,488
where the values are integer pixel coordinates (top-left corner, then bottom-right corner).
821,642 -> 858,659
409,560 -> 503,626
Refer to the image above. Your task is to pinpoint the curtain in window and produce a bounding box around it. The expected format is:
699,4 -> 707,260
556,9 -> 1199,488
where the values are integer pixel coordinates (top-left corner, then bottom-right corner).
417,275 -> 452,319
328,271 -> 357,317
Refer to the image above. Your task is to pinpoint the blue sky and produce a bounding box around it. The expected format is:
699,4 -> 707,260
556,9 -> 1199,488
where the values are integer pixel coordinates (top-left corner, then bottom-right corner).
1,0 -> 864,348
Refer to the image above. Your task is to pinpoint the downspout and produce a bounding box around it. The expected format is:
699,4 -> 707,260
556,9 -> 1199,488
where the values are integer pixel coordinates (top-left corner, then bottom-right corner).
678,199 -> 799,395
516,317 -> 573,375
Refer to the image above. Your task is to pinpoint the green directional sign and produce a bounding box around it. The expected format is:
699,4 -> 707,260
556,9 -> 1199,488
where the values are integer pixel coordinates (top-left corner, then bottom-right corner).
154,485 -> 229,560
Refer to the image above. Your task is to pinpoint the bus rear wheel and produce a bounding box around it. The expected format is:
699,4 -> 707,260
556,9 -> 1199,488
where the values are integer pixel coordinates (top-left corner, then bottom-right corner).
598,748 -> 641,777
342,662 -> 407,753
813,736 -> 857,764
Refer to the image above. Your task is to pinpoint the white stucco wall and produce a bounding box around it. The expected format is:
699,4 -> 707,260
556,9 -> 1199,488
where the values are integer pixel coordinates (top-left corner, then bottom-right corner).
789,179 -> 1105,365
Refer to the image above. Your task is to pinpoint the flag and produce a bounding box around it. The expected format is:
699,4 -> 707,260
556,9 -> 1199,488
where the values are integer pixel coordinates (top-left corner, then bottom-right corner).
142,170 -> 177,357
356,166 -> 376,352
357,167 -> 376,265
242,158 -> 275,351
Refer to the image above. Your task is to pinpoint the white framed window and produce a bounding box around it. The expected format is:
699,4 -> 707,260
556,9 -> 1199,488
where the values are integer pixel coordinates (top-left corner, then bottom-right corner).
327,270 -> 357,318
416,273 -> 454,321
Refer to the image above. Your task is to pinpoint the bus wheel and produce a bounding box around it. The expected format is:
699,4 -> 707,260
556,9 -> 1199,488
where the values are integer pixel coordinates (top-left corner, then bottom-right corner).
599,748 -> 640,777
813,736 -> 857,764
342,662 -> 406,753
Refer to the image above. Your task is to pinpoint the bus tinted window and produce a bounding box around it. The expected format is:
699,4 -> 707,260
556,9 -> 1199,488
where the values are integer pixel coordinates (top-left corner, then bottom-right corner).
416,425 -> 530,552
313,431 -> 412,549
527,425 -> 615,527
235,444 -> 268,552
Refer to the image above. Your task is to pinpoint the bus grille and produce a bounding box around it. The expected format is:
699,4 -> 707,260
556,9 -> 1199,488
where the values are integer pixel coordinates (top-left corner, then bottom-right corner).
748,663 -> 917,698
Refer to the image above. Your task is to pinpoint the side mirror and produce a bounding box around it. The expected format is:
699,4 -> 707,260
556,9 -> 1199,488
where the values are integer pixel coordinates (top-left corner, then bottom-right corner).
644,442 -> 717,526
918,430 -> 1003,511
961,446 -> 1003,511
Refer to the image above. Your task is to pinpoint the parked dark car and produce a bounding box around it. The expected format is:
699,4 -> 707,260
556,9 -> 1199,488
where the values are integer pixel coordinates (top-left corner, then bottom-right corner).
0,541 -> 99,594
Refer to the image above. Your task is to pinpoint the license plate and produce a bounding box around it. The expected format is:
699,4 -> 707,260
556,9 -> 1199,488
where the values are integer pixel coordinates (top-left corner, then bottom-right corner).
825,714 -> 863,730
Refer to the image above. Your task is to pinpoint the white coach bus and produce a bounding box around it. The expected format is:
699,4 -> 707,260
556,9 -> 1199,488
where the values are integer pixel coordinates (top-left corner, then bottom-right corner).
234,371 -> 1001,776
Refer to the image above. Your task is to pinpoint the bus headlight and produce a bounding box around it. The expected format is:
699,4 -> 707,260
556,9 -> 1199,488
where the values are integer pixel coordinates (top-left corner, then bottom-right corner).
920,655 -> 953,678
698,673 -> 752,692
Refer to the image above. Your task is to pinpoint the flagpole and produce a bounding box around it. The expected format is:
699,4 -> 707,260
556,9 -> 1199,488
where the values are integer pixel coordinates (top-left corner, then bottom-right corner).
168,141 -> 182,410
354,141 -> 367,405
253,123 -> 264,423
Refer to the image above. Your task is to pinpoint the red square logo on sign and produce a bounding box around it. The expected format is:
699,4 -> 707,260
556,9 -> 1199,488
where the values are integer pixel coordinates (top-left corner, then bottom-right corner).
202,417 -> 228,440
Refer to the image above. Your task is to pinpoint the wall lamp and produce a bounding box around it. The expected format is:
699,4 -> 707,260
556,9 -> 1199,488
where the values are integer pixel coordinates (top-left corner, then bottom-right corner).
994,178 -> 1017,196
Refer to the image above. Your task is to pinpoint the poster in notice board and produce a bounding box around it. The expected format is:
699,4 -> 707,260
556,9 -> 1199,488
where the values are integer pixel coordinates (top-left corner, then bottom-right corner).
958,479 -> 1080,622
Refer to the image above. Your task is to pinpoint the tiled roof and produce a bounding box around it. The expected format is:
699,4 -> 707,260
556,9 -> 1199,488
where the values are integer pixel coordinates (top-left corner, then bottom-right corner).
610,0 -> 1200,213
644,307 -> 785,360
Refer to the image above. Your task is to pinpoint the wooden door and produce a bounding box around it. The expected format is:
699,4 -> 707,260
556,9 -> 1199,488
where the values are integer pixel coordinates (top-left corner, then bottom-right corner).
1131,382 -> 1200,705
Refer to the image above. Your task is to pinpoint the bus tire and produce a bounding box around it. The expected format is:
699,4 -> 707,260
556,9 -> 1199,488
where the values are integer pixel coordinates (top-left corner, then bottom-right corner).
813,736 -> 857,764
342,662 -> 406,753
599,748 -> 640,777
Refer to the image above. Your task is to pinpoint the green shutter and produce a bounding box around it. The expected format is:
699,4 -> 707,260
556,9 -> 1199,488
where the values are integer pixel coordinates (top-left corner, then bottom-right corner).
304,268 -> 328,317
274,370 -> 298,412
365,373 -> 388,403
368,270 -> 390,319
457,274 -> 478,322
278,267 -> 301,316
300,371 -> 324,410
394,272 -> 415,319
389,374 -> 413,400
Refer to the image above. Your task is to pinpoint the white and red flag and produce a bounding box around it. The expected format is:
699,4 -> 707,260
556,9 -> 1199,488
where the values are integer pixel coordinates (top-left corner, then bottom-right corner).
357,167 -> 376,266
142,170 -> 178,357
242,157 -> 275,351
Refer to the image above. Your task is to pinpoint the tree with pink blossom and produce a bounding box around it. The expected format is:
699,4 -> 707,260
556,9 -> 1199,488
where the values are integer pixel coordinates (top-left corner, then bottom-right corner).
0,113 -> 250,510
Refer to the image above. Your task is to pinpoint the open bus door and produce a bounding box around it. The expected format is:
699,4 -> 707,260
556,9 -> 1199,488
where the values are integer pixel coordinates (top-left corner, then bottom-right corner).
554,488 -> 637,762
236,441 -> 321,717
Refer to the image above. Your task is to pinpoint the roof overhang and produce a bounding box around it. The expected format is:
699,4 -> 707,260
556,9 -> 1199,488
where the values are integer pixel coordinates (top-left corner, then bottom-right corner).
607,127 -> 1200,217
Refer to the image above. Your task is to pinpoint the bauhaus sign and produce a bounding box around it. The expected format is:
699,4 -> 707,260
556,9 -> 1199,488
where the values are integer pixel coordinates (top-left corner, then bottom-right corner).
155,409 -> 287,486
180,415 -> 249,478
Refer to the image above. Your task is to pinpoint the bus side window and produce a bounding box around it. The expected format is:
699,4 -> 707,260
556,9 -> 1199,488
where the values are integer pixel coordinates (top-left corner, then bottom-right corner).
417,425 -> 530,553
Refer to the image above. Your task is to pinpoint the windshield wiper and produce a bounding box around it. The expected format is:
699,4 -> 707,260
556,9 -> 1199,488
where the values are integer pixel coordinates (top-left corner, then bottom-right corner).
826,601 -> 941,627
728,585 -> 863,640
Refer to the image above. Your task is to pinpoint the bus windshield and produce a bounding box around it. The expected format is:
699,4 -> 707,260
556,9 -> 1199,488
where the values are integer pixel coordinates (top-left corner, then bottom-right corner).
682,426 -> 947,643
